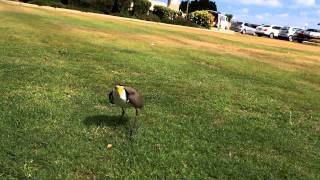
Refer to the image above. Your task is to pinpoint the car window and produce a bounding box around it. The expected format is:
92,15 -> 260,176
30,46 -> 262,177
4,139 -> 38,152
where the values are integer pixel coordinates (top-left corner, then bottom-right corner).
233,22 -> 243,27
293,28 -> 302,31
263,25 -> 271,27
251,24 -> 259,28
273,26 -> 281,30
281,26 -> 289,30
244,23 -> 249,26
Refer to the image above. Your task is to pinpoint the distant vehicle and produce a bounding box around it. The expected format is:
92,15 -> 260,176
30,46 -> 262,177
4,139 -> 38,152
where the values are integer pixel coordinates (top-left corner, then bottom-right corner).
240,23 -> 260,35
208,11 -> 230,30
230,21 -> 243,32
256,25 -> 282,38
293,29 -> 306,43
293,29 -> 320,43
278,26 -> 303,41
305,29 -> 320,39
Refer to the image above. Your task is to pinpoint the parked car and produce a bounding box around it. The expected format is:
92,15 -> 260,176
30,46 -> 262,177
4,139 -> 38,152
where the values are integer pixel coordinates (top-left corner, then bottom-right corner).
305,29 -> 320,39
293,29 -> 320,43
256,25 -> 282,38
293,29 -> 306,43
278,26 -> 302,41
240,23 -> 260,35
230,21 -> 243,32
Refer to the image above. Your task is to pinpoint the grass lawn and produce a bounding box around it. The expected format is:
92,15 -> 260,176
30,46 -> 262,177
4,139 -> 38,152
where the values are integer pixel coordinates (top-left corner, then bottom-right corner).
1,1 -> 320,178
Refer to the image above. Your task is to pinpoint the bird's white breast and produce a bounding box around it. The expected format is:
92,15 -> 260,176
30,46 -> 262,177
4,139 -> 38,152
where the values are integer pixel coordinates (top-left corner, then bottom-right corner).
112,89 -> 131,108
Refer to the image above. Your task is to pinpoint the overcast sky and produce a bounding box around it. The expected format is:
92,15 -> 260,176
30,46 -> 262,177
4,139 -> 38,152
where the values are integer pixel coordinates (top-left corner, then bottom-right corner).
162,0 -> 320,28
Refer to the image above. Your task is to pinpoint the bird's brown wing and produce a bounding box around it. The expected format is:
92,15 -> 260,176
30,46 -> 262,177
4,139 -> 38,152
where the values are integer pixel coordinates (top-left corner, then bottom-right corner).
124,86 -> 144,108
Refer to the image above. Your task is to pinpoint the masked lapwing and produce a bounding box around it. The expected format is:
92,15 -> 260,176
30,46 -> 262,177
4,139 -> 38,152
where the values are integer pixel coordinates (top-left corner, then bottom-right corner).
108,85 -> 144,117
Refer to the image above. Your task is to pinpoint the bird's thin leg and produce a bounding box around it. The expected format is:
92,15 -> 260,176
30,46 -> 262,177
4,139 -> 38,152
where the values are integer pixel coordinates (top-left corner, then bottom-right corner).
133,108 -> 139,131
121,108 -> 125,117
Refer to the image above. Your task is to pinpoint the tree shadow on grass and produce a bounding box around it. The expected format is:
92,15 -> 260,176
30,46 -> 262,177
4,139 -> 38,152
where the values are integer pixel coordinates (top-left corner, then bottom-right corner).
84,115 -> 129,127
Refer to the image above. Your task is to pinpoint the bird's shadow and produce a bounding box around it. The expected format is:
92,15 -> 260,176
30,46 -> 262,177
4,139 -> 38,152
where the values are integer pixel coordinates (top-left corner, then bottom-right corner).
84,115 -> 129,127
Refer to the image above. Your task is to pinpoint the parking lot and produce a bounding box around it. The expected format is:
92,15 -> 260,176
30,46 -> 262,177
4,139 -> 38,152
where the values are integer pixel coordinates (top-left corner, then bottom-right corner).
230,22 -> 320,47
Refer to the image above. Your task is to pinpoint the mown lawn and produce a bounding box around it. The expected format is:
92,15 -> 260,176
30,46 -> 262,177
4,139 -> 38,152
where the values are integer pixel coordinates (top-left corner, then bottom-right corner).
0,1 -> 320,178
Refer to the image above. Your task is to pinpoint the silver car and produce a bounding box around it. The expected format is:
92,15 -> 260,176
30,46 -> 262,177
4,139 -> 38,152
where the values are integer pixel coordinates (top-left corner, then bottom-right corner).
241,23 -> 260,36
278,26 -> 302,41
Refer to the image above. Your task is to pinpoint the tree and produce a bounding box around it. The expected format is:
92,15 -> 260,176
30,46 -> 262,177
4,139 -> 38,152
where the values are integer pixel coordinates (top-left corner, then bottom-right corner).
225,14 -> 233,22
112,0 -> 133,13
133,0 -> 151,16
179,0 -> 217,14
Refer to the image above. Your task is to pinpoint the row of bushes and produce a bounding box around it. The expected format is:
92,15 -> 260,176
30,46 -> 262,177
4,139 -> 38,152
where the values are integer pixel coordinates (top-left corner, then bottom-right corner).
152,5 -> 215,28
19,0 -> 215,29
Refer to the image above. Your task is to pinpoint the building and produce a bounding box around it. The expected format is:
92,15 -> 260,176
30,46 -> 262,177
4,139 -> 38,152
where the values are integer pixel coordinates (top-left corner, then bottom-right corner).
150,0 -> 180,11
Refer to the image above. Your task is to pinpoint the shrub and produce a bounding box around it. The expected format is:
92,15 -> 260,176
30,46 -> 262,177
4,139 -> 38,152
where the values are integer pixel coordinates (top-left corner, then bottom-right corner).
91,0 -> 115,14
113,0 -> 133,13
140,13 -> 161,22
29,0 -> 65,7
153,5 -> 179,20
188,10 -> 214,28
161,16 -> 199,27
133,0 -> 151,17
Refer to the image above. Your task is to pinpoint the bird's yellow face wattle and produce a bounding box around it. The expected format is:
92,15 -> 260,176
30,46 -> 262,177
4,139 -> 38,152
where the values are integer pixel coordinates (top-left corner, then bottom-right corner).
115,85 -> 125,96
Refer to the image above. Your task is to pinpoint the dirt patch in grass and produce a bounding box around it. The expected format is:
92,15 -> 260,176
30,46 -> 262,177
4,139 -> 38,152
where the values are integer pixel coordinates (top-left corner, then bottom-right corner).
66,26 -> 319,72
68,27 -> 114,39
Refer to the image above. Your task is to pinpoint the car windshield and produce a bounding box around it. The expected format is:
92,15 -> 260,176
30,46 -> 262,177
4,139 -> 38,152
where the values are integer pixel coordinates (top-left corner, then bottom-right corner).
293,28 -> 302,31
281,27 -> 289,30
263,25 -> 270,27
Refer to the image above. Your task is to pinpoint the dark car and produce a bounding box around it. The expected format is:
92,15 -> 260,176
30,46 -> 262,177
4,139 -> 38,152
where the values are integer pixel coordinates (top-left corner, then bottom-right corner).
293,30 -> 307,43
293,29 -> 320,43
230,21 -> 243,32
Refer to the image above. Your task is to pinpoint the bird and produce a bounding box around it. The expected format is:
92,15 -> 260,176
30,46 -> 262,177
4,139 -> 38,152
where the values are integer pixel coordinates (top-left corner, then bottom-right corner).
108,85 -> 144,117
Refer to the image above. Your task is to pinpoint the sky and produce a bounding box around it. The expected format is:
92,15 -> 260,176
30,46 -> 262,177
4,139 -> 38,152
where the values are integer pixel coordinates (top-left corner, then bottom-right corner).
163,0 -> 320,28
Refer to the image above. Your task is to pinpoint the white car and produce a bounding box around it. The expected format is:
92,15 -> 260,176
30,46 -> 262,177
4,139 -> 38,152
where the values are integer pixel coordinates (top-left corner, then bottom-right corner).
256,25 -> 282,38
306,29 -> 320,39
278,26 -> 302,41
240,23 -> 260,35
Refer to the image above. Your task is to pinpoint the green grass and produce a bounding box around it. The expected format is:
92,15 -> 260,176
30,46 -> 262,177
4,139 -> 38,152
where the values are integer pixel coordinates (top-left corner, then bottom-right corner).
1,1 -> 320,178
